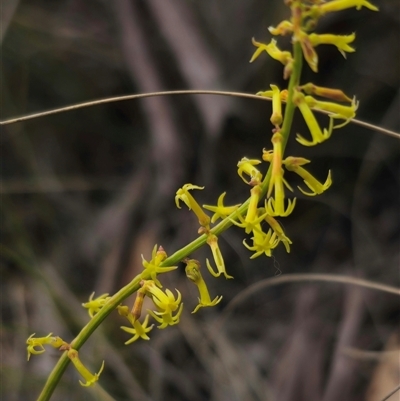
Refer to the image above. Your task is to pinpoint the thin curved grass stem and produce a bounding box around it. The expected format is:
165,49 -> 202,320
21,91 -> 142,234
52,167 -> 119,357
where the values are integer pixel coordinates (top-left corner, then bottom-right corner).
1,89 -> 399,139
222,273 -> 400,321
380,383 -> 400,401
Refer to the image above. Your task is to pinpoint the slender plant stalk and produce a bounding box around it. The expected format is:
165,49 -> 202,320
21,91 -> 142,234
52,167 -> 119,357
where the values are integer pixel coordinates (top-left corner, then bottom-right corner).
1,89 -> 399,139
36,31 -> 305,401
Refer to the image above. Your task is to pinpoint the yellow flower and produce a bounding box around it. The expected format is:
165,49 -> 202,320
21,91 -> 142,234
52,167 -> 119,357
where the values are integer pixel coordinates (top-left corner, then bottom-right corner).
270,85 -> 283,126
268,20 -> 293,36
144,280 -> 182,314
318,0 -> 378,14
250,38 -> 292,65
250,38 -> 294,79
82,292 -> 110,318
67,348 -> 105,387
299,83 -> 352,103
117,304 -> 135,326
243,224 -> 279,259
284,157 -> 332,196
185,259 -> 222,314
148,303 -> 184,329
237,157 -> 263,185
263,212 -> 292,253
141,244 -> 177,287
206,234 -> 233,279
26,333 -> 66,361
293,90 -> 332,146
175,184 -> 211,229
297,31 -> 319,72
305,95 -> 358,129
309,33 -> 356,58
230,185 -> 268,234
120,315 -> 154,344
203,192 -> 240,223
263,134 -> 296,217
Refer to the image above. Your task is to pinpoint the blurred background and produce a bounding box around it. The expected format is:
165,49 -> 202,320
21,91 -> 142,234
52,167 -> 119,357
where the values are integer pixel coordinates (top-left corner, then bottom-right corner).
1,0 -> 399,400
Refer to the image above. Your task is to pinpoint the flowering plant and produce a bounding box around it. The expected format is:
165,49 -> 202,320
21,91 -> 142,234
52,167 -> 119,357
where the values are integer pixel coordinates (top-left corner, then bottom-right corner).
20,1 -> 389,400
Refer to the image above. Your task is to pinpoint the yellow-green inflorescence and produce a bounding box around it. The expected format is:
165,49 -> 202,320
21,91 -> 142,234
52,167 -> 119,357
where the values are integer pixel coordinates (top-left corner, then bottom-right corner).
27,0 -> 378,393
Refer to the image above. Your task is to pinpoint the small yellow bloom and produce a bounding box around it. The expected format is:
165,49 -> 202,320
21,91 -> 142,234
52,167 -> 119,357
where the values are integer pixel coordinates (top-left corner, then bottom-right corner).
297,31 -> 319,72
67,348 -> 105,387
270,85 -> 283,126
293,91 -> 332,146
268,20 -> 293,36
284,157 -> 332,196
185,259 -> 222,314
305,95 -> 358,129
26,333 -> 66,361
203,192 -> 240,223
237,157 -> 263,185
82,292 -> 110,318
263,212 -> 292,253
243,224 -> 279,259
250,38 -> 293,66
144,280 -> 182,314
141,244 -> 177,287
230,186 -> 268,234
175,184 -> 211,229
263,133 -> 296,217
117,304 -> 137,326
299,83 -> 352,103
206,234 -> 233,279
318,0 -> 378,14
148,303 -> 184,329
120,315 -> 154,344
309,33 -> 356,58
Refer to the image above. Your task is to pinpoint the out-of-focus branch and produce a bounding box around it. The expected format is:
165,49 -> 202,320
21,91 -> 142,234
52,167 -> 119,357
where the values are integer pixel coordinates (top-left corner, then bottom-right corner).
113,0 -> 183,198
147,0 -> 230,137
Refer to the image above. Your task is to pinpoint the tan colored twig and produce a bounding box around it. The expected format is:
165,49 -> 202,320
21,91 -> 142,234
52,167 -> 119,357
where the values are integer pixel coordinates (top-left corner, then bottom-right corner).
222,273 -> 400,321
380,383 -> 400,401
1,90 -> 399,139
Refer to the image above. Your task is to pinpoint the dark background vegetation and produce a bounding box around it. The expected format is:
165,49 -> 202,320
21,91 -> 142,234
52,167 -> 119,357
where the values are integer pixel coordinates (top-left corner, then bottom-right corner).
1,1 -> 399,400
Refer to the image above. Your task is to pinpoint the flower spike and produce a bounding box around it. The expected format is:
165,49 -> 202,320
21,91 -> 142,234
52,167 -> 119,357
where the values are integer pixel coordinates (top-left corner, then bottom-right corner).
185,259 -> 222,314
67,348 -> 105,387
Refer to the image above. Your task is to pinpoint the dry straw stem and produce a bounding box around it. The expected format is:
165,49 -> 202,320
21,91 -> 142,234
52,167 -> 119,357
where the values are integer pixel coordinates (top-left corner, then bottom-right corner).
221,273 -> 400,324
1,90 -> 399,140
380,383 -> 400,401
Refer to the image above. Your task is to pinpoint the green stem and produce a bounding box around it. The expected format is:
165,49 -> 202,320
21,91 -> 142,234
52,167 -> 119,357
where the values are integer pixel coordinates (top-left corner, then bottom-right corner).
36,40 -> 304,401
